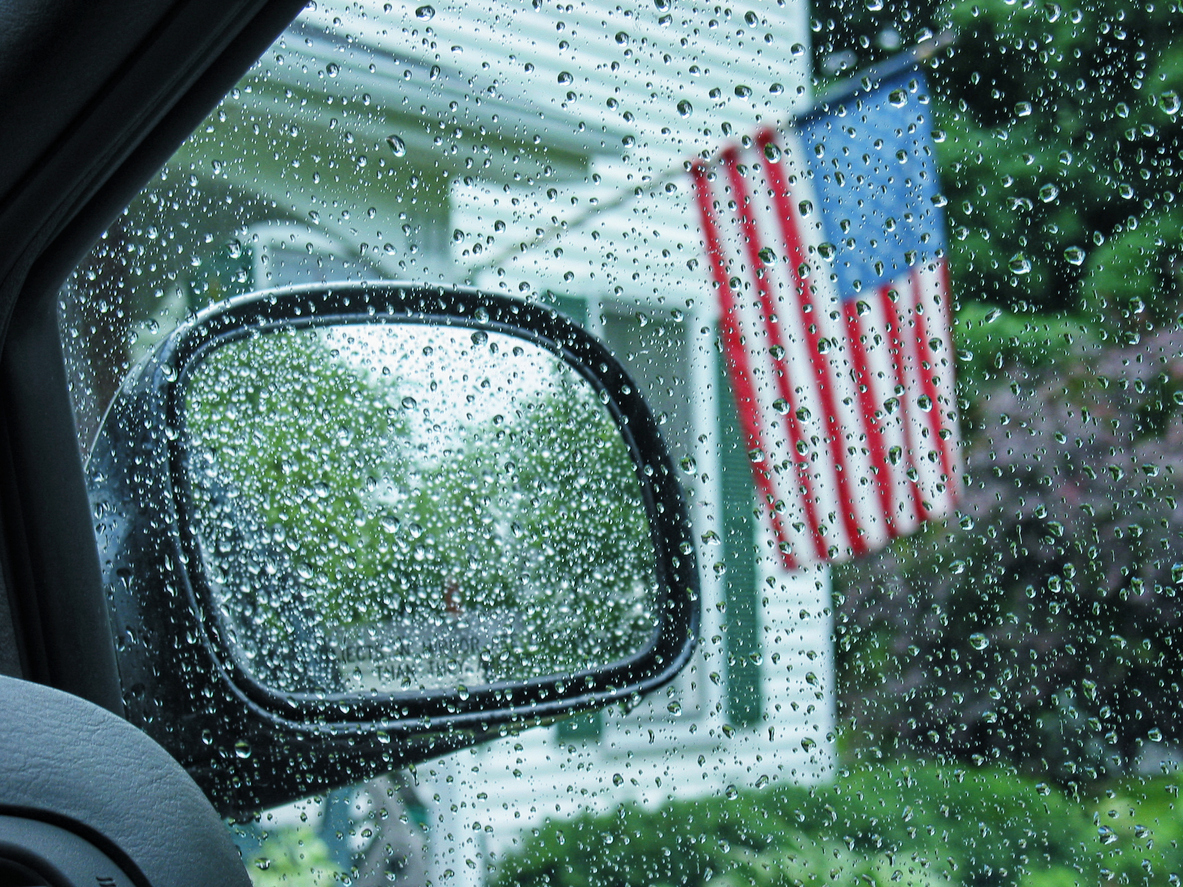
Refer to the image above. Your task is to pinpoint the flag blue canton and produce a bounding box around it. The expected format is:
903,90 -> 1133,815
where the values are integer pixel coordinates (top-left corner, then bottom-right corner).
797,68 -> 947,301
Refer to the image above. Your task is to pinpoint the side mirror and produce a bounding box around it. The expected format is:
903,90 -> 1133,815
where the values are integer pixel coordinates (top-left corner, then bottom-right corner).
88,283 -> 699,814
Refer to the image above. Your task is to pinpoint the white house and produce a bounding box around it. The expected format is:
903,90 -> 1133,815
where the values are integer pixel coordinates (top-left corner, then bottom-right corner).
67,1 -> 835,883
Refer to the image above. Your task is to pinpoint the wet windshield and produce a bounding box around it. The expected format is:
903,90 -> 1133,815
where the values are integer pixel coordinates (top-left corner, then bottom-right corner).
60,0 -> 1183,885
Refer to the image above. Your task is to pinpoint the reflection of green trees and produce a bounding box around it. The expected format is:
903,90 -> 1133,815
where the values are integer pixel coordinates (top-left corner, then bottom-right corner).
187,330 -> 414,628
456,368 -> 659,678
185,327 -> 658,693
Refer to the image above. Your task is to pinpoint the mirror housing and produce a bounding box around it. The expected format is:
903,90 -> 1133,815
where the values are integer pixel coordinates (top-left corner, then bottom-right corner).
88,283 -> 699,814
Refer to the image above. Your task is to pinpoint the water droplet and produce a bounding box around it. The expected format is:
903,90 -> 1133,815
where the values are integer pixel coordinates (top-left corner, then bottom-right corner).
386,135 -> 407,157
1098,826 -> 1119,846
1015,101 -> 1033,117
1008,252 -> 1031,274
1161,90 -> 1181,116
968,633 -> 989,651
1039,182 -> 1059,202
326,63 -> 339,77
763,141 -> 782,161
677,99 -> 693,118
734,85 -> 752,98
1064,245 -> 1086,265
234,740 -> 252,759
888,89 -> 907,108
748,447 -> 765,463
415,4 -> 435,18
557,71 -> 573,85
1149,727 -> 1164,741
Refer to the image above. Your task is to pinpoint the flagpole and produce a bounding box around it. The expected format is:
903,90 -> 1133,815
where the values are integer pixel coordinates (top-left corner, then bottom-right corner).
810,29 -> 955,116
463,31 -> 955,284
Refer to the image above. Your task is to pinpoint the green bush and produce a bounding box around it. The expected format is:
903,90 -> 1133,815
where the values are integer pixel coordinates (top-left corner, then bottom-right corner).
493,762 -> 1183,887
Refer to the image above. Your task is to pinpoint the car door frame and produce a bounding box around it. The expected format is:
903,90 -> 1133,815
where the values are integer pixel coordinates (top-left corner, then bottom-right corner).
0,0 -> 307,710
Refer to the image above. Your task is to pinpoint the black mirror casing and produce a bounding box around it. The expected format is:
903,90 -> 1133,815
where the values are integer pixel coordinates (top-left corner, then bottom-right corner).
88,282 -> 699,814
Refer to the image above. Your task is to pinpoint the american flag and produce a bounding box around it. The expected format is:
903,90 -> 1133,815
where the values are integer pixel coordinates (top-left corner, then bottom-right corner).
691,66 -> 960,570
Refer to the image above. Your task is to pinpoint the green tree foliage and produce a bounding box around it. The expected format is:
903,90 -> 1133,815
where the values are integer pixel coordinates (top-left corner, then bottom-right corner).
492,761 -> 1137,887
812,0 -> 1183,783
186,327 -> 414,628
835,326 -> 1183,783
490,374 -> 659,670
813,0 -> 1183,325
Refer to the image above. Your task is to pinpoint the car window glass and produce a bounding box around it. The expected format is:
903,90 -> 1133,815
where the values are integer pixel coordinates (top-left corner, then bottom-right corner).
59,0 -> 1183,886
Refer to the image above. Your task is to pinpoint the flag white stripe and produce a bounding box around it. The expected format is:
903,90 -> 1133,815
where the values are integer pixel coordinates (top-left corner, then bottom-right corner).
761,132 -> 895,554
711,160 -> 824,563
691,161 -> 806,567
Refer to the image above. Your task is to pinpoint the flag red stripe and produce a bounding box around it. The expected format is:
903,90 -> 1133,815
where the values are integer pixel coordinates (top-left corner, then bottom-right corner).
721,149 -> 829,563
690,161 -> 798,571
880,282 -> 929,522
939,257 -> 953,328
842,301 -> 897,538
906,266 -> 956,491
753,131 -> 867,557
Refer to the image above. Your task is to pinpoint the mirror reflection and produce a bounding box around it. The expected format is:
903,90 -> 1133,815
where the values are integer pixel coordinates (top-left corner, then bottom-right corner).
182,322 -> 660,698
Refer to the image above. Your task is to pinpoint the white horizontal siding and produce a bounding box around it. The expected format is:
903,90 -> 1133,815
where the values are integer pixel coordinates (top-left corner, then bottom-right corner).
238,3 -> 830,883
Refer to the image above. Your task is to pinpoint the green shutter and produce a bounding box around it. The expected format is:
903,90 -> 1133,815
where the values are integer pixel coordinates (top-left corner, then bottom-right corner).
716,338 -> 763,728
545,291 -> 588,327
545,291 -> 605,743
